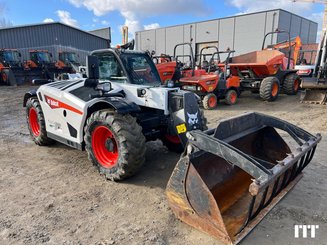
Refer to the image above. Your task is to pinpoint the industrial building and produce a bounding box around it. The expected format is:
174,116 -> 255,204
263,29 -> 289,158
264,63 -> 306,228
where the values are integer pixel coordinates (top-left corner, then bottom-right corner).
0,22 -> 110,64
135,9 -> 318,59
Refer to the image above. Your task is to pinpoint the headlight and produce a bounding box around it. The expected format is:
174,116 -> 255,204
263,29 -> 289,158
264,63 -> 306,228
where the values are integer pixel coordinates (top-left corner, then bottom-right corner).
167,80 -> 175,88
97,82 -> 112,92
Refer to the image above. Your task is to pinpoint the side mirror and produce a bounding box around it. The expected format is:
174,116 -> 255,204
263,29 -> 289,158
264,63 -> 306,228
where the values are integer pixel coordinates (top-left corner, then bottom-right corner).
86,55 -> 99,79
18,52 -> 22,57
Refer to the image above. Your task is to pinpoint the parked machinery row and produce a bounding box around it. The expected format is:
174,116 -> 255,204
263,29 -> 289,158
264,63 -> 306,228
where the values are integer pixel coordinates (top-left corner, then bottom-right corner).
0,48 -> 83,86
154,29 -> 302,109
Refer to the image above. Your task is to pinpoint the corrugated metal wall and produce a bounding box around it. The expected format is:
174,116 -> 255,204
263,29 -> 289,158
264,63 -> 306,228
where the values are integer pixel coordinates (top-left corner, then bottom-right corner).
135,9 -> 318,57
0,23 -> 109,65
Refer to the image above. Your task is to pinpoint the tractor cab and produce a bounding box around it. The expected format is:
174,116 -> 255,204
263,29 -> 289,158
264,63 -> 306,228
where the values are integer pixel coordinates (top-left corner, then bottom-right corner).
27,50 -> 54,68
0,49 -> 22,68
58,51 -> 80,66
93,49 -> 162,86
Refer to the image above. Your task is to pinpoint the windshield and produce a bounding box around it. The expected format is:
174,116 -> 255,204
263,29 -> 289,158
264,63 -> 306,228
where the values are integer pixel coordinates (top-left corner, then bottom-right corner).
60,52 -> 78,63
120,53 -> 161,85
97,52 -> 161,85
31,52 -> 51,63
3,51 -> 20,62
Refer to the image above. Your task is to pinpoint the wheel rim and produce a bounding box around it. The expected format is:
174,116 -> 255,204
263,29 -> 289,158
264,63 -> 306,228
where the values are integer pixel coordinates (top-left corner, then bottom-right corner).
29,107 -> 40,137
294,78 -> 300,91
2,73 -> 7,82
165,134 -> 180,144
271,83 -> 279,97
208,96 -> 217,108
92,126 -> 119,168
229,91 -> 237,104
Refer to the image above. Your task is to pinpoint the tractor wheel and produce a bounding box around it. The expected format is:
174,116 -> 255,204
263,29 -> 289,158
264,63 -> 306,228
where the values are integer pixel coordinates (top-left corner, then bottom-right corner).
84,110 -> 146,181
225,90 -> 238,105
1,69 -> 17,86
26,97 -> 54,145
203,93 -> 217,110
259,77 -> 280,101
162,135 -> 184,153
283,73 -> 300,95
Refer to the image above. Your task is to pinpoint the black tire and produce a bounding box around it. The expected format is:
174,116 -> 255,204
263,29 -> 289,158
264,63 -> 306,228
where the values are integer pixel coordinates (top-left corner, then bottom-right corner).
1,69 -> 17,86
84,110 -> 146,181
282,73 -> 300,95
162,136 -> 184,153
202,93 -> 217,110
225,89 -> 238,105
259,77 -> 280,101
161,109 -> 207,153
26,97 -> 54,145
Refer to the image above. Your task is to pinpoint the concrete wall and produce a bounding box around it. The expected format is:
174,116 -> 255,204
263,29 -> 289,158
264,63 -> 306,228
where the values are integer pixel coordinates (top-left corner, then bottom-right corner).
136,9 -> 317,58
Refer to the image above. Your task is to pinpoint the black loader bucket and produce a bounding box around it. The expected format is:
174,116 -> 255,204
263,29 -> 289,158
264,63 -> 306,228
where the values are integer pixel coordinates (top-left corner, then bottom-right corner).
300,77 -> 327,105
166,112 -> 321,245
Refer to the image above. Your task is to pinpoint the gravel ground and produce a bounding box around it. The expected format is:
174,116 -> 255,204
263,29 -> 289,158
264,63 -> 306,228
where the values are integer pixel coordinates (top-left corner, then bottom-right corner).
0,86 -> 326,245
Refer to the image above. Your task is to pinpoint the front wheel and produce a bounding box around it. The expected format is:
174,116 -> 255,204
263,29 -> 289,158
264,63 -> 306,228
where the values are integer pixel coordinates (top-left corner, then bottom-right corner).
203,93 -> 217,110
225,90 -> 238,105
26,97 -> 54,145
84,110 -> 146,181
259,77 -> 280,101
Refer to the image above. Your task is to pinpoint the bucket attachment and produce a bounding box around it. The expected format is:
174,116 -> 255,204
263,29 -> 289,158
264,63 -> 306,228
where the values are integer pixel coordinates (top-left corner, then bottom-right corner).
300,90 -> 327,104
166,112 -> 321,245
300,77 -> 327,104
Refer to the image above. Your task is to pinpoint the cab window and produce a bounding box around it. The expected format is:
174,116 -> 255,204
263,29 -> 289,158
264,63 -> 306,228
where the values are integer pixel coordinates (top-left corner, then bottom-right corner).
97,53 -> 127,83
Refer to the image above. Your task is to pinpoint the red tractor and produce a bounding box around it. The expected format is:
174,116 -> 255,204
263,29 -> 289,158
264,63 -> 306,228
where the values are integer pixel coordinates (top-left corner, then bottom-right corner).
156,43 -> 241,109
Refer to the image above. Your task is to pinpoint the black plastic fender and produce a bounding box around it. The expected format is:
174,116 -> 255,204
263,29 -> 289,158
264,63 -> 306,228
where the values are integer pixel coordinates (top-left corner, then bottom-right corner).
87,97 -> 141,115
23,89 -> 37,107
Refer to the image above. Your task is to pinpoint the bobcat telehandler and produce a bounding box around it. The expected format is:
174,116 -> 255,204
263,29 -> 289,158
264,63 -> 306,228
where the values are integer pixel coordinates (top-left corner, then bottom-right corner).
23,41 -> 321,244
300,29 -> 327,104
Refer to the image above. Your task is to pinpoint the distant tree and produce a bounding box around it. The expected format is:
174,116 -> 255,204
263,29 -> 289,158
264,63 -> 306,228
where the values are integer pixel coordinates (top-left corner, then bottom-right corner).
0,1 -> 12,28
0,18 -> 13,28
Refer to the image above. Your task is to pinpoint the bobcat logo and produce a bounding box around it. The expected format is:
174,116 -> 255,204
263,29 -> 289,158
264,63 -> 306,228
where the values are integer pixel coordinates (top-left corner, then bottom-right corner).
187,112 -> 198,126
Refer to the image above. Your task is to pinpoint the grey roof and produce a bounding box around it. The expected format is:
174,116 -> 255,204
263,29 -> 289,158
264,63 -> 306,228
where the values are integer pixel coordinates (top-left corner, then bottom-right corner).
0,22 -> 109,41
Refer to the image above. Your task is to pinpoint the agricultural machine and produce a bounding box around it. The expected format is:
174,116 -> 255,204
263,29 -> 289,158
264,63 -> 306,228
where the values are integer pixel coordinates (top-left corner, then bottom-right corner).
23,42 -> 321,245
56,51 -> 81,73
0,49 -> 25,85
156,43 -> 241,109
229,30 -> 301,101
24,50 -> 57,80
301,30 -> 327,104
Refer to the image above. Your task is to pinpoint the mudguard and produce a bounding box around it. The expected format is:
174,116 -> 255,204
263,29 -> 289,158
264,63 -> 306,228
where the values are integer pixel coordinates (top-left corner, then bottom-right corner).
23,89 -> 37,107
88,96 -> 141,115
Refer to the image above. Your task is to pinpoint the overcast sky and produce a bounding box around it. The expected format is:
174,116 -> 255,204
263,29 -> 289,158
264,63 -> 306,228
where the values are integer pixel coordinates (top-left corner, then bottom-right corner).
1,0 -> 324,44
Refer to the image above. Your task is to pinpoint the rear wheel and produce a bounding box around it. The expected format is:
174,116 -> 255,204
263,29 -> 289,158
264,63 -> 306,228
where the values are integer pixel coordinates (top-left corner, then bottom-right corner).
26,97 -> 54,145
259,77 -> 280,101
162,135 -> 184,153
203,93 -> 217,110
225,90 -> 238,105
84,110 -> 146,181
1,69 -> 17,86
283,73 -> 300,95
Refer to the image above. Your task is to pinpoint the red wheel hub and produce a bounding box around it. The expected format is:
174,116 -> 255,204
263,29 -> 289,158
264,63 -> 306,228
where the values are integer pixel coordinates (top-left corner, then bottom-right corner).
29,107 -> 40,137
1,73 -> 7,82
165,134 -> 181,144
229,92 -> 237,104
294,79 -> 300,91
92,126 -> 119,168
271,83 -> 278,97
208,96 -> 217,108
